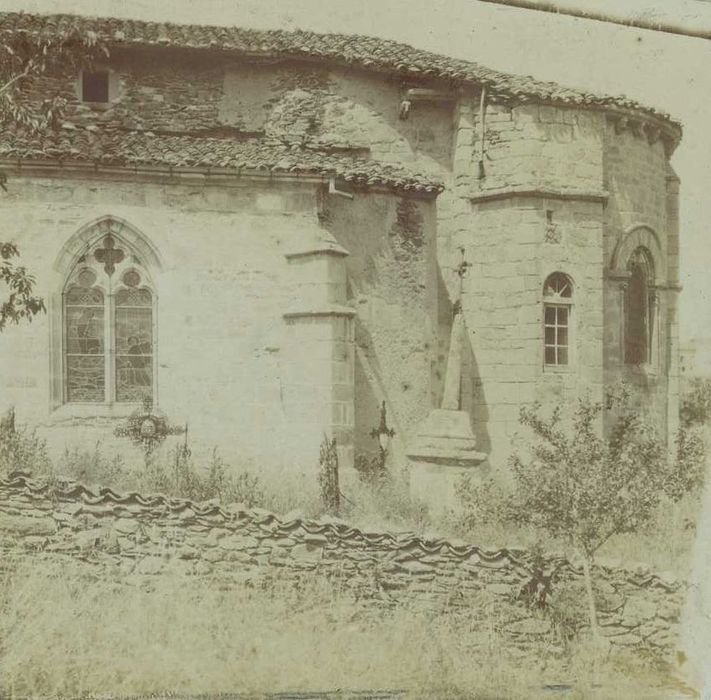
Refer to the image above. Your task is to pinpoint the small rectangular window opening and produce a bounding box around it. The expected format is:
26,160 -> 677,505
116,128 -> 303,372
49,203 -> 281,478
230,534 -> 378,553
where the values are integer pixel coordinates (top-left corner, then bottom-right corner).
82,70 -> 109,103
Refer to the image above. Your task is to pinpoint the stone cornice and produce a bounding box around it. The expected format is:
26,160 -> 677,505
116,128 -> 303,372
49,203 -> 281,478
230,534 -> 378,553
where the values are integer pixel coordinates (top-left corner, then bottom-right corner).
469,186 -> 608,205
283,305 -> 357,320
605,109 -> 682,156
284,242 -> 350,259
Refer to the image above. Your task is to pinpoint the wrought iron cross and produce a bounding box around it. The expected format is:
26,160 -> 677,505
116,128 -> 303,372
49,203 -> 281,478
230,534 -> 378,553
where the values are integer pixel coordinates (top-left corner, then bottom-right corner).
370,400 -> 395,456
94,235 -> 125,276
114,396 -> 187,455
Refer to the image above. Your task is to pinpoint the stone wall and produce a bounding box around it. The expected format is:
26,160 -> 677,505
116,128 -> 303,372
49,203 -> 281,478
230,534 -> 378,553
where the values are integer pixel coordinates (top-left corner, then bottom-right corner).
0,472 -> 684,657
474,103 -> 605,196
23,51 -> 454,182
602,121 -> 680,440
440,102 -> 608,464
6,46 -> 682,478
321,193 -> 438,464
432,99 -> 679,466
0,172 -> 436,482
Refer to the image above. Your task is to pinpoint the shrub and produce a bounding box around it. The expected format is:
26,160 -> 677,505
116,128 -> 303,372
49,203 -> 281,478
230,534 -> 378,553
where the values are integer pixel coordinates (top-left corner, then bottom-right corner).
140,446 -> 265,507
0,408 -> 51,477
318,435 -> 339,514
680,376 -> 711,428
455,475 -> 517,531
353,452 -> 386,486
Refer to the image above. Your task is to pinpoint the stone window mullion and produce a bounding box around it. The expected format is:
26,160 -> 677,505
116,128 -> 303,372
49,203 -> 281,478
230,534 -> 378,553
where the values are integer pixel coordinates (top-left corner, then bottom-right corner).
106,291 -> 116,403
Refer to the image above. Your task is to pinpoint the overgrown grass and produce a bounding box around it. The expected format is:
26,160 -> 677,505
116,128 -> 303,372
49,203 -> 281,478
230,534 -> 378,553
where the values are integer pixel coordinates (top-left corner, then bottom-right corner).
340,463 -> 431,535
0,413 -> 702,577
447,483 -> 701,577
0,413 -> 316,513
0,418 -> 699,697
0,559 -> 678,699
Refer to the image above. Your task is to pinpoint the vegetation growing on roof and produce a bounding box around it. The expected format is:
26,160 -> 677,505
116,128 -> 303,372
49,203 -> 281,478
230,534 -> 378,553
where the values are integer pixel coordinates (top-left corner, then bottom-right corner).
0,10 -> 681,131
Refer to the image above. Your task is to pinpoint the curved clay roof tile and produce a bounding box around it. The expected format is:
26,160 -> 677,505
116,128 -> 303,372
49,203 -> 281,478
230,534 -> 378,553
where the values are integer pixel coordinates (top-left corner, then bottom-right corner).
0,10 -> 680,131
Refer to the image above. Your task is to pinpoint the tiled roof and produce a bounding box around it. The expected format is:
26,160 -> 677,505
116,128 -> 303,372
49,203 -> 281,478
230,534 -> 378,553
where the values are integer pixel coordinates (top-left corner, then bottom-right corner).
0,11 -> 680,129
0,128 -> 444,194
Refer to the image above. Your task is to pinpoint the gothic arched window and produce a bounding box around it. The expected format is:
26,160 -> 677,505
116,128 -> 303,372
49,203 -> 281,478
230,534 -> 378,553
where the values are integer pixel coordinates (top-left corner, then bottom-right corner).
64,235 -> 154,403
543,272 -> 573,367
624,247 -> 654,365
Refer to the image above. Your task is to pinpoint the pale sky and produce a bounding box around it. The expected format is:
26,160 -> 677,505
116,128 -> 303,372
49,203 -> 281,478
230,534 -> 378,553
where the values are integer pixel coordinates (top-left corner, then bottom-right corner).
2,0 -> 711,342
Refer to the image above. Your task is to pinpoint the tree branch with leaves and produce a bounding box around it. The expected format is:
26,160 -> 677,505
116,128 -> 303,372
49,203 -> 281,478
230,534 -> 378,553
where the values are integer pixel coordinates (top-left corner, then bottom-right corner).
0,21 -> 108,331
0,23 -> 107,132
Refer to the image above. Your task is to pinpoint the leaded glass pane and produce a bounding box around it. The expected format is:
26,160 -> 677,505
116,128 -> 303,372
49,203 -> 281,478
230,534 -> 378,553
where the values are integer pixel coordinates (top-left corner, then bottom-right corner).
65,286 -> 105,402
116,289 -> 153,402
116,288 -> 152,307
66,356 -> 105,402
66,285 -> 104,306
122,270 -> 141,287
65,303 -> 104,355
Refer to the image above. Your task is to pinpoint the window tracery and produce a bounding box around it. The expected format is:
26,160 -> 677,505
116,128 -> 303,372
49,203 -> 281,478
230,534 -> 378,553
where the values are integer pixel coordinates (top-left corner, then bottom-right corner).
63,235 -> 154,404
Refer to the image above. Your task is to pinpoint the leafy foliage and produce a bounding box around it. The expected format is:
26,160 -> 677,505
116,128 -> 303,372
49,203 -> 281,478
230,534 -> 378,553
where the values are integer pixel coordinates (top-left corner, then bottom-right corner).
0,23 -> 106,132
508,390 -> 705,559
456,390 -> 706,638
353,452 -> 387,486
0,242 -> 45,331
156,444 -> 264,506
456,474 -> 517,532
0,23 -> 108,331
0,407 -> 51,476
679,376 -> 711,428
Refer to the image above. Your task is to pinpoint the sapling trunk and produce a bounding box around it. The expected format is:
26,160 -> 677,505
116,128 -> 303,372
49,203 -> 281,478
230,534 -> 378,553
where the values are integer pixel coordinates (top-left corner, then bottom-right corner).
579,549 -> 600,639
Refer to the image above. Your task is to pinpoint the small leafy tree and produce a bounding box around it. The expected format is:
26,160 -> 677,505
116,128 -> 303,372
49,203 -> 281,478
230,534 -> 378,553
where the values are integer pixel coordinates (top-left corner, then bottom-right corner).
508,389 -> 705,637
0,21 -> 107,331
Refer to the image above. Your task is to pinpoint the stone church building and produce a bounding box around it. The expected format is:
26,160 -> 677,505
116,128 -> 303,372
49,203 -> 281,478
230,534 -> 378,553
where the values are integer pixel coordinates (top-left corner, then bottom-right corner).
0,13 -> 682,506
